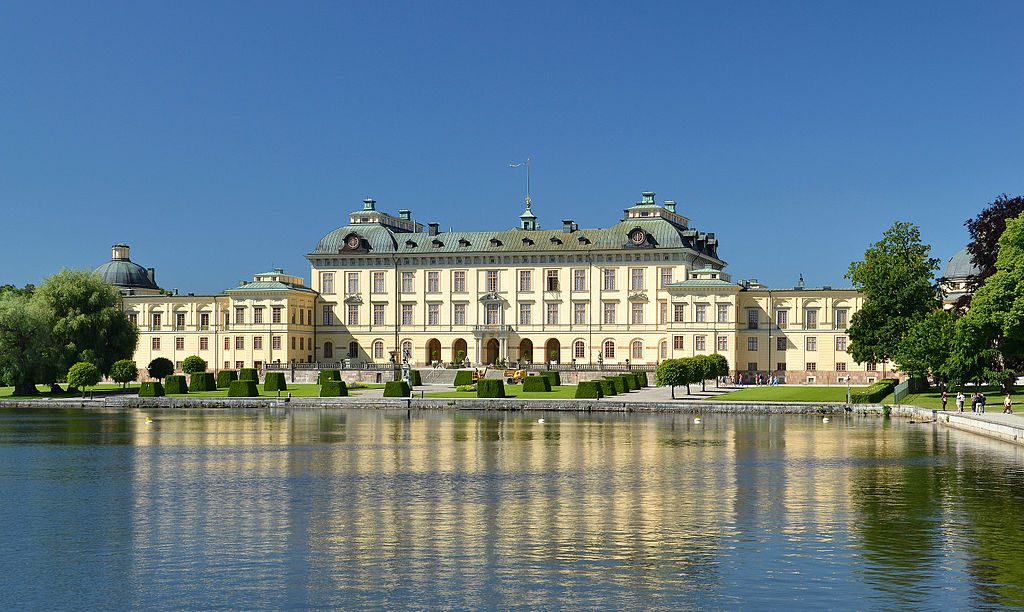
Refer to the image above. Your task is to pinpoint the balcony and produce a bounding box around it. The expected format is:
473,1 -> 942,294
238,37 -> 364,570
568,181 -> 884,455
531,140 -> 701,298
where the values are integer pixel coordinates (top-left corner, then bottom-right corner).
473,324 -> 513,338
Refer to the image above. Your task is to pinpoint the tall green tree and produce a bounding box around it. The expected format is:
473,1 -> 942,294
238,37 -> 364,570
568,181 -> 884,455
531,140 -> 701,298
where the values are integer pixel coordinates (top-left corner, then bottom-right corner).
110,359 -> 139,388
894,309 -> 956,381
67,362 -> 101,398
846,222 -> 941,371
0,292 -> 52,395
964,193 -> 1024,290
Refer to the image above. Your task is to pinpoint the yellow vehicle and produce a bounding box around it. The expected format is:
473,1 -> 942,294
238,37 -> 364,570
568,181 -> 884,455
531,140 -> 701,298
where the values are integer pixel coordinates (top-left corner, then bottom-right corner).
472,367 -> 487,382
504,369 -> 528,384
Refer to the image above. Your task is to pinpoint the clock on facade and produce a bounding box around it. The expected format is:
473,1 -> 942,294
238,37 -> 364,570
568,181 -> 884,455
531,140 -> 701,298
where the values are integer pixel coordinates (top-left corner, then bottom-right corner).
630,229 -> 646,245
346,235 -> 361,249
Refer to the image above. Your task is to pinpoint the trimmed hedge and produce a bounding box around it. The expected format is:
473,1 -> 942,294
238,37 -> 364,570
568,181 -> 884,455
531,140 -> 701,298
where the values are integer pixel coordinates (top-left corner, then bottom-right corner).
607,376 -> 627,394
634,372 -> 648,388
320,380 -> 349,397
409,370 -> 422,387
453,370 -> 475,386
139,381 -> 165,397
164,375 -> 188,395
228,379 -> 260,397
575,380 -> 604,399
189,372 -> 217,392
383,380 -> 411,397
621,374 -> 639,391
597,379 -> 617,396
522,376 -> 552,392
541,371 -> 561,387
318,369 -> 341,384
239,368 -> 259,382
217,370 -> 238,389
851,378 -> 899,404
264,372 -> 287,392
476,379 -> 505,398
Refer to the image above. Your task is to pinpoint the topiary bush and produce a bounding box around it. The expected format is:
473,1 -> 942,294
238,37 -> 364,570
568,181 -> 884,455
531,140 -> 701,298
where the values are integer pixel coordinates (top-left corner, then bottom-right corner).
608,376 -> 627,393
384,380 -> 411,397
181,355 -> 207,375
621,373 -> 639,391
189,372 -> 217,392
228,379 -> 260,397
522,376 -> 552,392
217,370 -> 238,389
239,368 -> 259,382
147,357 -> 174,381
110,359 -> 139,388
476,379 -> 505,398
139,381 -> 165,397
597,379 -> 617,396
164,375 -> 188,394
320,380 -> 348,397
264,372 -> 287,392
852,378 -> 899,404
453,370 -> 475,386
409,370 -> 422,387
634,372 -> 648,388
541,371 -> 561,387
318,369 -> 341,384
575,380 -> 604,399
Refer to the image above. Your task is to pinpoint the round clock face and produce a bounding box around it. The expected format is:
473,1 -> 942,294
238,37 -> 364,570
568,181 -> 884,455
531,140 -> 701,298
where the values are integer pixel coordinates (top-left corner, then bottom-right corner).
346,236 -> 360,249
630,230 -> 646,245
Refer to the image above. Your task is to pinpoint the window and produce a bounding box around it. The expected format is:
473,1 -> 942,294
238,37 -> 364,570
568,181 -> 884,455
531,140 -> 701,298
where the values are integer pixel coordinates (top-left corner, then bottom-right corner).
806,337 -> 817,351
603,340 -> 615,359
748,362 -> 758,371
806,362 -> 817,372
804,309 -> 818,329
299,309 -> 304,325
348,341 -> 358,358
776,309 -> 788,329
175,312 -> 186,329
660,341 -> 667,360
519,270 -> 532,292
836,362 -> 847,371
347,304 -> 358,325
717,304 -> 728,323
224,336 -> 231,350
401,272 -> 414,293
519,303 -> 532,325
254,336 -> 263,350
292,337 -> 296,350
299,337 -> 304,350
631,340 -> 643,359
658,302 -> 667,325
573,269 -> 586,291
128,313 -> 138,326
673,335 -> 685,351
574,303 -> 587,325
631,302 -> 643,324
235,307 -> 245,325
152,337 -> 160,350
659,267 -> 673,288
272,336 -> 281,350
747,309 -> 758,329
545,303 -> 559,324
673,304 -> 685,323
373,340 -> 384,359
695,335 -> 706,351
373,304 -> 385,325
272,306 -> 282,324
603,302 -> 615,324
453,270 -> 466,292
224,361 -> 230,369
866,362 -> 877,371
485,270 -> 499,293
347,272 -> 359,294
630,268 -> 644,291
322,272 -> 334,294
546,270 -> 559,291
253,308 -> 263,324
695,304 -> 707,323
231,336 -> 242,350
401,304 -> 413,325
777,337 -> 787,351
323,341 -> 333,359
199,313 -> 209,329
425,271 -> 439,293
602,268 -> 616,291
836,336 -> 847,351
574,339 -> 586,359
486,303 -> 501,325
717,336 -> 728,351
835,309 -> 849,330
151,313 -> 161,329
235,361 -> 244,370
200,337 -> 208,350
322,306 -> 333,326
428,303 -> 440,326
175,337 -> 184,350
747,337 -> 758,351
401,340 -> 412,359
453,303 -> 466,325
372,271 -> 385,294
777,362 -> 786,371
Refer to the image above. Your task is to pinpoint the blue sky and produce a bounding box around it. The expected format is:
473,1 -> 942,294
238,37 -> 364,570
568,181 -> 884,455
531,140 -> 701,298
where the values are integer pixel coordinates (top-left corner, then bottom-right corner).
2,1 -> 1022,293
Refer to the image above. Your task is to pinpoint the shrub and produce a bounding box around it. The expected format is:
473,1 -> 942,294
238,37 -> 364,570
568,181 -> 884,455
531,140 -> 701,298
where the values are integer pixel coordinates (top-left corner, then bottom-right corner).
597,379 -> 617,396
228,379 -> 260,397
67,362 -> 101,396
522,376 -> 552,392
164,375 -> 188,394
110,359 -> 139,388
239,368 -> 259,382
181,355 -> 207,375
384,380 -> 411,397
147,357 -> 174,381
409,370 -> 422,387
476,379 -> 505,398
453,370 -> 475,386
634,372 -> 648,388
318,369 -> 341,384
575,381 -> 604,399
189,372 -> 217,392
264,372 -> 287,392
456,384 -> 476,392
139,381 -> 165,397
608,376 -> 627,393
217,370 -> 238,389
851,378 -> 899,404
541,371 -> 561,387
620,374 -> 639,391
320,380 -> 349,397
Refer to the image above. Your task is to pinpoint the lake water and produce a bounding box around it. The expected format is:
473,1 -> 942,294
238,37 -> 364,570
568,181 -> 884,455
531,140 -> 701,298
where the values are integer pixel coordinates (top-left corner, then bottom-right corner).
1,407 -> 1023,610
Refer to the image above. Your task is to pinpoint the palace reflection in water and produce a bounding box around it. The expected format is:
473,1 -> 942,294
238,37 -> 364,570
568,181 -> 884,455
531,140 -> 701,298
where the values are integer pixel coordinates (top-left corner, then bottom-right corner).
0,408 -> 1022,609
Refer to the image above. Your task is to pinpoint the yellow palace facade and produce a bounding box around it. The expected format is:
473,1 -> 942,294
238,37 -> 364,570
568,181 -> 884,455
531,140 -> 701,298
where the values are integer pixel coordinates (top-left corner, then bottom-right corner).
106,192 -> 887,383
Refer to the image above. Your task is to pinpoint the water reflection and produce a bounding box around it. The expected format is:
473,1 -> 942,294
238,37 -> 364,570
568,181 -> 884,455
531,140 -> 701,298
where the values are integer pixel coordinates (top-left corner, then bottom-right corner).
0,408 -> 1022,608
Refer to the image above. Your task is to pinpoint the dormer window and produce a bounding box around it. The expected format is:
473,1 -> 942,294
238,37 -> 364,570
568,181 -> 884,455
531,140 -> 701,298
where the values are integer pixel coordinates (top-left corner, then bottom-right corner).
522,237 -> 534,246
432,239 -> 444,247
489,237 -> 502,246
459,238 -> 471,247
405,239 -> 418,248
577,235 -> 590,245
550,236 -> 562,245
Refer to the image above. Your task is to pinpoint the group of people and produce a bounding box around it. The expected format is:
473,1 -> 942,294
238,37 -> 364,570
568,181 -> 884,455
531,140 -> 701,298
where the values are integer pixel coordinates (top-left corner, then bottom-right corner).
733,373 -> 780,387
946,390 -> 1013,414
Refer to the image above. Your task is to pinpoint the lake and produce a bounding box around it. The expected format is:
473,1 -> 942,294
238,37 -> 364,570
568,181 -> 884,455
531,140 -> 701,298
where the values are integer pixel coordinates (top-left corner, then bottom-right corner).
0,407 -> 1022,609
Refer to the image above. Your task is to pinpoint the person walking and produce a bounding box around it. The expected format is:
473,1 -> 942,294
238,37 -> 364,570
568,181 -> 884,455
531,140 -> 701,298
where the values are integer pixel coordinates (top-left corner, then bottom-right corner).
971,392 -> 980,413
979,392 -> 987,414
1004,393 -> 1013,414
956,391 -> 965,413
941,389 -> 948,411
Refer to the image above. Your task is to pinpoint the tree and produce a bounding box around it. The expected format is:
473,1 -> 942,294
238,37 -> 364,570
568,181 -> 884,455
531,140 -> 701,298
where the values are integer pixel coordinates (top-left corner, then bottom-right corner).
894,309 -> 956,381
708,353 -> 730,387
0,292 -> 53,395
36,270 -> 138,377
965,194 -> 1024,290
181,355 -> 207,375
147,357 -> 174,381
656,359 -> 685,399
67,362 -> 101,397
110,359 -> 139,388
846,222 -> 941,371
691,354 -> 715,391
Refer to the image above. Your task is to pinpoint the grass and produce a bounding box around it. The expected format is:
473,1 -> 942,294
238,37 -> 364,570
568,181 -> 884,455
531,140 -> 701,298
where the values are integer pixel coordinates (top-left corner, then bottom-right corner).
424,385 -> 582,399
0,381 -> 388,400
708,385 -> 868,402
898,385 -> 1020,413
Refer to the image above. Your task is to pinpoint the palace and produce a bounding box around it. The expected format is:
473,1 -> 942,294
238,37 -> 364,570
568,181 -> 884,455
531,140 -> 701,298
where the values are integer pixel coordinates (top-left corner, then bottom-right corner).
101,192 -> 892,384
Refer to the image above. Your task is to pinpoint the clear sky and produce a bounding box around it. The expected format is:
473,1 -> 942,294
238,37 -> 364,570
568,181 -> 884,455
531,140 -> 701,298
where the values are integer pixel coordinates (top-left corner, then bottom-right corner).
2,1 -> 1022,293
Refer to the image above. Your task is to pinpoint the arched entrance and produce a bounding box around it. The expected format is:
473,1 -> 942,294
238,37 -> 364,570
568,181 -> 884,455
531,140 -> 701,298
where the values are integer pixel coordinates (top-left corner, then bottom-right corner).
486,338 -> 500,365
519,338 -> 534,364
425,338 -> 442,365
545,338 -> 561,364
452,338 -> 468,365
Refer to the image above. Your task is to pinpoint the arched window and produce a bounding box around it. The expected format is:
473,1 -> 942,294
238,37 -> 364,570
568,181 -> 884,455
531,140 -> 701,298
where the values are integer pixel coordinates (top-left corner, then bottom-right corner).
401,340 -> 413,361
603,340 -> 615,359
323,341 -> 334,359
659,340 -> 667,360
373,340 -> 385,359
631,340 -> 643,360
573,339 -> 586,359
348,341 -> 359,358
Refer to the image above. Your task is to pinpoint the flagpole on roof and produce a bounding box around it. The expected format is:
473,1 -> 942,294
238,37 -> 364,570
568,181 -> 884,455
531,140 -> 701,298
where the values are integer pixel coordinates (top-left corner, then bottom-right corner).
509,157 -> 532,209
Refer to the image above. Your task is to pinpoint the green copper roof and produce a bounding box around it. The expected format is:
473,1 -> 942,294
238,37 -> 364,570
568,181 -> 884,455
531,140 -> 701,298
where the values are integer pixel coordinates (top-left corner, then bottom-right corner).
225,280 -> 316,293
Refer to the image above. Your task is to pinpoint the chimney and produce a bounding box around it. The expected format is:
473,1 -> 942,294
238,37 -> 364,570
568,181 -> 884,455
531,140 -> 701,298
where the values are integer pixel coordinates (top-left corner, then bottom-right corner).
562,219 -> 576,233
147,268 -> 156,285
664,200 -> 676,213
173,288 -> 178,296
112,244 -> 130,261
274,267 -> 284,274
428,222 -> 439,236
398,209 -> 411,221
641,191 -> 656,205
363,197 -> 376,211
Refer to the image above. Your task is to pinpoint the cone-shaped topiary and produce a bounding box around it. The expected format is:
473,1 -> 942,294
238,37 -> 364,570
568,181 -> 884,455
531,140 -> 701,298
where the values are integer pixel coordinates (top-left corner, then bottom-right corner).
409,370 -> 422,387
621,374 -> 639,391
189,372 -> 217,392
239,368 -> 259,382
383,380 -> 411,397
600,378 -> 619,395
164,375 -> 188,394
634,372 -> 648,387
522,376 -> 552,392
217,370 -> 238,389
320,380 -> 349,397
453,370 -> 475,386
264,372 -> 287,392
228,379 -> 260,397
318,369 -> 341,384
476,379 -> 505,398
139,381 -> 165,397
575,380 -> 604,399
541,371 -> 561,387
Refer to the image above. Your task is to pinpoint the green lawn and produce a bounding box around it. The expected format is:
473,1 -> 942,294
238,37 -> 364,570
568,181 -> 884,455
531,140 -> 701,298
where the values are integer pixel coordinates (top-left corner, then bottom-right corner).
0,381 -> 387,400
708,386 -> 868,402
899,386 -> 1020,412
424,385 -> 582,399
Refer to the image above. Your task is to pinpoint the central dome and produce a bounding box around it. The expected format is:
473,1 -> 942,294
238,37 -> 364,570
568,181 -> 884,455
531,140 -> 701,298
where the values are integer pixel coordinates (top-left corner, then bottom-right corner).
94,244 -> 160,292
943,247 -> 979,280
